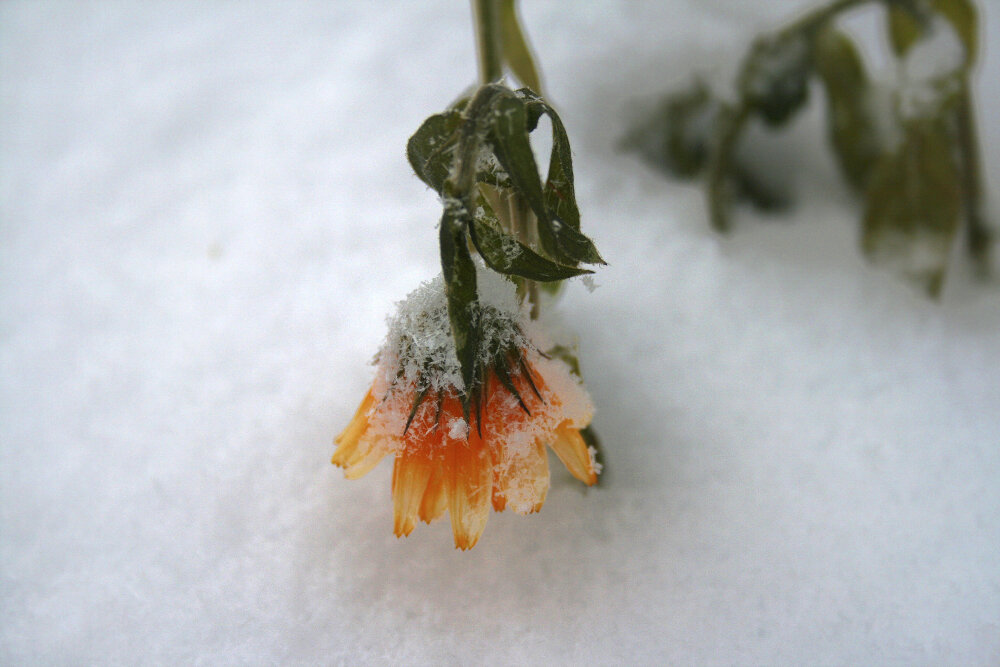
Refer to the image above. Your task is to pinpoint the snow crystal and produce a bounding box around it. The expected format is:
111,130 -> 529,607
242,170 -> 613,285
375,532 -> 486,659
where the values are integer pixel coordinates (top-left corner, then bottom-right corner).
447,417 -> 469,440
374,261 -> 526,397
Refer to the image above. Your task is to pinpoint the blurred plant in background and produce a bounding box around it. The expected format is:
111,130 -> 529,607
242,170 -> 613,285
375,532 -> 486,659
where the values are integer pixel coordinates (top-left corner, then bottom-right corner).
625,0 -> 991,296
333,0 -> 604,549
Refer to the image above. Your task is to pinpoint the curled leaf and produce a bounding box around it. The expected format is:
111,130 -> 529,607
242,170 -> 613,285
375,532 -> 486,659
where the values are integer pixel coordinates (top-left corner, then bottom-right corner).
469,200 -> 592,281
485,92 -> 550,225
408,110 -> 462,193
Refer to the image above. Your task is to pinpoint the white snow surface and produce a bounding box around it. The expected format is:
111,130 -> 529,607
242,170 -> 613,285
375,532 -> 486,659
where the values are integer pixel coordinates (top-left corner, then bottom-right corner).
2,1 -> 999,664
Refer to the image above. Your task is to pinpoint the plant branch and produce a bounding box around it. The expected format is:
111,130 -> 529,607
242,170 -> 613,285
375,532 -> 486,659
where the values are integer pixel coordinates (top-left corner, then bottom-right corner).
473,0 -> 503,85
954,84 -> 992,276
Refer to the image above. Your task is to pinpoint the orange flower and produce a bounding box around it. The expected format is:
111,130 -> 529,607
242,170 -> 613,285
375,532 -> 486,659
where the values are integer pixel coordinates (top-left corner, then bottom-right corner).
332,271 -> 600,549
333,350 -> 598,550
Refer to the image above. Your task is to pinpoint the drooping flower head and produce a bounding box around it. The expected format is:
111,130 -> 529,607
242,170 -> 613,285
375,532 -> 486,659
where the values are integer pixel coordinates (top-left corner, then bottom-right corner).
332,268 -> 599,550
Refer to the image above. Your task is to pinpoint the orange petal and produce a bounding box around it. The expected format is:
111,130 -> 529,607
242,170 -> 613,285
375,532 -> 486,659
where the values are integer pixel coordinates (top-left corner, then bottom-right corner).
331,390 -> 375,467
549,424 -> 597,486
492,439 -> 549,515
447,434 -> 492,550
341,437 -> 388,480
392,450 -> 433,537
419,463 -> 448,524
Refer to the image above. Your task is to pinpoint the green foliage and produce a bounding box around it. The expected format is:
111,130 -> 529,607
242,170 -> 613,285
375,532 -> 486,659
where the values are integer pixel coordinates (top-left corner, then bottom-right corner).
409,79 -> 604,408
498,0 -> 542,92
438,211 -> 479,411
889,0 -> 977,67
469,198 -> 593,281
407,110 -> 462,193
625,0 -> 991,296
862,115 -> 962,296
740,32 -> 814,127
813,27 -> 880,190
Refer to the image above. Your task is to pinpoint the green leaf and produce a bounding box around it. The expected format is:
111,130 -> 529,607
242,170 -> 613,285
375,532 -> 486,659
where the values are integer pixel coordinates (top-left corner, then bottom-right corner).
740,32 -> 813,127
888,0 -> 977,67
888,4 -> 923,56
517,89 -> 605,265
498,0 -> 542,93
862,116 -> 962,296
536,216 -> 605,266
546,345 -> 581,377
469,200 -> 592,281
518,88 -> 581,231
622,80 -> 721,179
933,0 -> 977,67
484,93 -> 550,226
814,27 -> 881,190
407,110 -> 462,193
438,211 -> 479,400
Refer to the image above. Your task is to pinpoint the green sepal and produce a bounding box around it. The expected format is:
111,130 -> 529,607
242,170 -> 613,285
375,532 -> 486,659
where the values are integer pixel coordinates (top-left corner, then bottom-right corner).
814,27 -> 881,191
407,110 -> 462,193
438,211 -> 479,408
862,115 -> 962,296
492,360 -> 529,415
498,0 -> 542,93
469,199 -> 593,281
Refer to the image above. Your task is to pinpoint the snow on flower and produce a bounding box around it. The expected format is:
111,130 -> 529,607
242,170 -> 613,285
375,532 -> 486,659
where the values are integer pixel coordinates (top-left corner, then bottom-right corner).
332,270 -> 598,550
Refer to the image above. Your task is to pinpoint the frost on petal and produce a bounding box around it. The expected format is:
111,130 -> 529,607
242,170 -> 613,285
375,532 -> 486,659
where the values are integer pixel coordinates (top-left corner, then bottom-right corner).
341,436 -> 390,480
492,438 -> 549,514
332,268 -> 602,549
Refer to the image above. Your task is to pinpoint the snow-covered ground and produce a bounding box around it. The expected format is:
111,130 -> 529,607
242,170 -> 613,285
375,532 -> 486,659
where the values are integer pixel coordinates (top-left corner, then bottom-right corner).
2,1 -> 999,663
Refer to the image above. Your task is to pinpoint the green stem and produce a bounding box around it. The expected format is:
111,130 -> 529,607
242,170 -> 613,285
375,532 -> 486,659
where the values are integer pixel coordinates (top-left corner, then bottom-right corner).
706,105 -> 750,233
473,0 -> 503,85
954,84 -> 992,277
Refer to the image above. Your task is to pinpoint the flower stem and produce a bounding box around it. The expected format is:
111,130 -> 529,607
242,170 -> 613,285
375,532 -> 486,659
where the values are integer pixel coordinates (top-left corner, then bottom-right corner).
954,84 -> 992,277
473,0 -> 503,85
